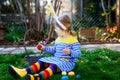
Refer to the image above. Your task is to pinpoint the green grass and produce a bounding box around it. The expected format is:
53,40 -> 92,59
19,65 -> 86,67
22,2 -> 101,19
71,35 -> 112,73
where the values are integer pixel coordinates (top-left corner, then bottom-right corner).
0,48 -> 120,80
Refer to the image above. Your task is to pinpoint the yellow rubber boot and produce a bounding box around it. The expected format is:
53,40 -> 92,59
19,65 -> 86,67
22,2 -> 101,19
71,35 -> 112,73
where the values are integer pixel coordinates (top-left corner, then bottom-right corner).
8,65 -> 27,78
26,74 -> 40,80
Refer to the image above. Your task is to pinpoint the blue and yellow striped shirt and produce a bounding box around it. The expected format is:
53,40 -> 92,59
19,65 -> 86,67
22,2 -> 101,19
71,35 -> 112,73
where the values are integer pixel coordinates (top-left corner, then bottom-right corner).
39,36 -> 81,72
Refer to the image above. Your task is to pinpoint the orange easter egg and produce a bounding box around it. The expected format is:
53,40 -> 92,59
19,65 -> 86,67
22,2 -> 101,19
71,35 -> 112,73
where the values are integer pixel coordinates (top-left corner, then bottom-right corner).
68,71 -> 75,76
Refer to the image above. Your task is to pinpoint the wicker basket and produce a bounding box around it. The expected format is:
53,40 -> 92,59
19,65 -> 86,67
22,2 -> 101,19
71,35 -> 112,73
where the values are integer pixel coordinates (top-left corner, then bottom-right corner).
25,52 -> 44,65
23,29 -> 44,65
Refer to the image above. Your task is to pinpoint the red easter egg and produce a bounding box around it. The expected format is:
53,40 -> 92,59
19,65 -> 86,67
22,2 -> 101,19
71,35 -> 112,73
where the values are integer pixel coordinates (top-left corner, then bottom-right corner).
37,45 -> 42,50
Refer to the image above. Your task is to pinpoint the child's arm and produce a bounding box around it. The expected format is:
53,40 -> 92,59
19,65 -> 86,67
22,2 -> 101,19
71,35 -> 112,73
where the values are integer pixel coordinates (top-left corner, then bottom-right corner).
70,42 -> 82,58
37,44 -> 56,54
43,45 -> 56,54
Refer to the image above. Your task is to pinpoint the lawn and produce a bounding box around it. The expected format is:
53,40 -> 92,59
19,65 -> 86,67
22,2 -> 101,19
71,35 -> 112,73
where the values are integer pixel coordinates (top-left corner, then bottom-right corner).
0,48 -> 120,80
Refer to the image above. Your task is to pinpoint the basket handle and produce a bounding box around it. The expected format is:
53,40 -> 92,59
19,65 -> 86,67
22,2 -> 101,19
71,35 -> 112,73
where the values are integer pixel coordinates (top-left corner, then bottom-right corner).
23,29 -> 32,57
23,29 -> 45,57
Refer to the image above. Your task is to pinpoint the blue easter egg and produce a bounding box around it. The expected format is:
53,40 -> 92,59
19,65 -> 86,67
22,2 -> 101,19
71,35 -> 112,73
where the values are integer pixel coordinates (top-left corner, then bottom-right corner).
61,76 -> 69,80
76,74 -> 81,79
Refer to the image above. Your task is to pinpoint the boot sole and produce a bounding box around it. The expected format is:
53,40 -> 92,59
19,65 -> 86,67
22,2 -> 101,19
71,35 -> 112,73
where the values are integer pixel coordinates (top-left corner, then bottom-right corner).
8,65 -> 21,78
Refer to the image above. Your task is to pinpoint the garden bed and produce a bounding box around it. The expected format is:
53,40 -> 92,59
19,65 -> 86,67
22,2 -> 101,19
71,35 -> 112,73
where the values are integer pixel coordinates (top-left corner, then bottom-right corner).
0,26 -> 120,47
0,40 -> 120,47
79,27 -> 120,44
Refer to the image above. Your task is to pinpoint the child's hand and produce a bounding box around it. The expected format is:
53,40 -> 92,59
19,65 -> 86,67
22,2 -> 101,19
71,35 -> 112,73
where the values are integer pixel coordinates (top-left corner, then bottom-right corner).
63,48 -> 70,55
37,44 -> 45,50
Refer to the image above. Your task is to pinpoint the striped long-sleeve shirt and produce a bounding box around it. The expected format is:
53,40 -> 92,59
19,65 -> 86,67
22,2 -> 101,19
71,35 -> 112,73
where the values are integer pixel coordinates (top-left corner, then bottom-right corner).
39,36 -> 82,72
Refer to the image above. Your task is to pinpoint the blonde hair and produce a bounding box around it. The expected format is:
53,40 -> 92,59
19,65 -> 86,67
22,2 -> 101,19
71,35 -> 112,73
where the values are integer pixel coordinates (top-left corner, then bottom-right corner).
55,15 -> 76,36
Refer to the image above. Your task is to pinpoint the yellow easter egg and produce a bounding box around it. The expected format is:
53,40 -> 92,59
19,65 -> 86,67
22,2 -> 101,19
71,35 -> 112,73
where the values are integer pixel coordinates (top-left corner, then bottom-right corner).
62,71 -> 67,75
68,71 -> 75,76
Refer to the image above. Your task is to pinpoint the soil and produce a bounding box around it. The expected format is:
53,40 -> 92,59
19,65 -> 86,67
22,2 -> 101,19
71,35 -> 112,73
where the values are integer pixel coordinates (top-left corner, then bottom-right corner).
0,39 -> 120,47
0,40 -> 38,47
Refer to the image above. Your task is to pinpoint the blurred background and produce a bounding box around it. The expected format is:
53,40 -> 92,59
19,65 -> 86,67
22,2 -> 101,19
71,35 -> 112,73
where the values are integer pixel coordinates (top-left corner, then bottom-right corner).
0,0 -> 120,46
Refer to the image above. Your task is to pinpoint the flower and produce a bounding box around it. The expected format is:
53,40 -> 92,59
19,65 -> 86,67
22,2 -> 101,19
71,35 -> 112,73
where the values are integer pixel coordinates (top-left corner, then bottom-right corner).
107,25 -> 117,34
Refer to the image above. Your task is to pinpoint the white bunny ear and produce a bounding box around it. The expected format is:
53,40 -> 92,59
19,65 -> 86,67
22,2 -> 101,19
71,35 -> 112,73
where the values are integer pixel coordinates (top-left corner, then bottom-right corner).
45,0 -> 67,30
55,18 -> 67,30
52,14 -> 67,30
